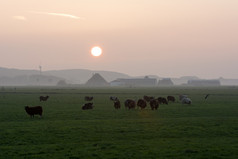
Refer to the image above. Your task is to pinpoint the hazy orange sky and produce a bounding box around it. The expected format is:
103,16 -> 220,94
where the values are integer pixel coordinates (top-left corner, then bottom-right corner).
1,0 -> 238,79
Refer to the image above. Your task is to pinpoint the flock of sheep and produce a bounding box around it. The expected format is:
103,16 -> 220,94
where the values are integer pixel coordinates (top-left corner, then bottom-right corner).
109,95 -> 192,110
24,94 -> 192,118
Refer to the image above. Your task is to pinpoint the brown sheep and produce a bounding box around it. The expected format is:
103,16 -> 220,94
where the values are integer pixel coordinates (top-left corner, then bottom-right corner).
124,99 -> 136,109
143,95 -> 154,102
150,99 -> 159,110
137,99 -> 147,109
158,97 -> 168,105
167,96 -> 176,102
84,96 -> 94,101
39,96 -> 49,101
113,100 -> 121,109
82,103 -> 93,110
25,106 -> 43,118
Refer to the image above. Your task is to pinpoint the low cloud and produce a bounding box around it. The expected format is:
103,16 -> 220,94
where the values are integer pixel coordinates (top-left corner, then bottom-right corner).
13,16 -> 27,21
30,11 -> 85,20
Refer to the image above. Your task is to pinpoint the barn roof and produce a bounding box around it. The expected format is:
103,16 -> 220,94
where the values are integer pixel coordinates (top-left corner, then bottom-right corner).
85,73 -> 109,87
110,77 -> 157,87
158,78 -> 174,86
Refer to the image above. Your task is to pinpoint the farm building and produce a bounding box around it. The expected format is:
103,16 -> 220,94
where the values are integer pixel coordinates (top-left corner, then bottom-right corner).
0,74 -> 63,86
158,78 -> 174,86
110,76 -> 157,87
187,79 -> 221,86
110,79 -> 124,87
85,73 -> 110,87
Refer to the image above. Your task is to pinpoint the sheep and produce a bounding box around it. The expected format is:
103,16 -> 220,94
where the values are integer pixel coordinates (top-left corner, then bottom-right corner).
157,97 -> 168,105
179,95 -> 192,104
124,99 -> 136,109
137,99 -> 147,109
143,95 -> 154,102
82,103 -> 93,110
39,96 -> 49,101
150,99 -> 159,110
167,96 -> 176,102
181,98 -> 192,104
179,95 -> 188,101
113,100 -> 121,109
110,96 -> 118,101
84,96 -> 94,101
25,106 -> 43,118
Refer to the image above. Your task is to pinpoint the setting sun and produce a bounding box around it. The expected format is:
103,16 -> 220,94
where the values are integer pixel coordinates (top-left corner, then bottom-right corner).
91,46 -> 102,57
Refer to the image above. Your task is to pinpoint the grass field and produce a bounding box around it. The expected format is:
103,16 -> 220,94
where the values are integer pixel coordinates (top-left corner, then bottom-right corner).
0,86 -> 238,159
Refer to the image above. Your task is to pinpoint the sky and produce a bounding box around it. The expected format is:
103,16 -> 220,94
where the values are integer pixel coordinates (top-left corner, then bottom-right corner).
0,0 -> 238,79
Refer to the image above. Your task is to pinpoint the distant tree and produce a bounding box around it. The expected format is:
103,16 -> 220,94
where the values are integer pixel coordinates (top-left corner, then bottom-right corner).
48,79 -> 52,83
57,80 -> 67,86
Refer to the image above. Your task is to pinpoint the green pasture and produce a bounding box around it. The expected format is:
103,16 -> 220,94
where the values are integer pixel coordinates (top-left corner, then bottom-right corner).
0,86 -> 238,159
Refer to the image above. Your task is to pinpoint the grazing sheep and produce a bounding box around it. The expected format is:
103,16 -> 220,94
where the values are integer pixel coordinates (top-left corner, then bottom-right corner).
137,99 -> 147,109
167,96 -> 176,102
181,98 -> 192,104
179,95 -> 188,101
124,99 -> 136,109
25,106 -> 43,118
179,95 -> 192,104
113,100 -> 121,109
84,96 -> 94,101
109,96 -> 121,109
143,95 -> 154,102
39,96 -> 49,101
82,103 -> 93,110
150,99 -> 159,110
110,96 -> 118,101
157,97 -> 168,105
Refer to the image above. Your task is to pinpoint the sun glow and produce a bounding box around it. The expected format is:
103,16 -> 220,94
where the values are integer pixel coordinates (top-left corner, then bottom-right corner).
91,46 -> 102,57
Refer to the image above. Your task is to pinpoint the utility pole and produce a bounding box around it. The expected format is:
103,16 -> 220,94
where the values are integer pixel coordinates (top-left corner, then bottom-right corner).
39,65 -> 42,75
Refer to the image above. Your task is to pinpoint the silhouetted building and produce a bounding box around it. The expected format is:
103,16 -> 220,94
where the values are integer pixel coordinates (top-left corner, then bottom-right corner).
110,76 -> 157,87
57,80 -> 67,86
187,79 -> 221,86
85,73 -> 109,87
158,78 -> 174,86
0,75 -> 63,86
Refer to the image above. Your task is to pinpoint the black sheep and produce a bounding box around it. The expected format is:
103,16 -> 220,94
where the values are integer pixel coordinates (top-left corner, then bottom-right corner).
150,99 -> 159,110
84,96 -> 94,101
137,99 -> 147,109
113,100 -> 121,109
167,96 -> 176,102
82,103 -> 93,110
39,96 -> 49,101
25,106 -> 43,118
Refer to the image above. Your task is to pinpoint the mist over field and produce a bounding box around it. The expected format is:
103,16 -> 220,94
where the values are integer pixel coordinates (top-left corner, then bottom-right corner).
0,67 -> 238,86
1,1 -> 238,159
